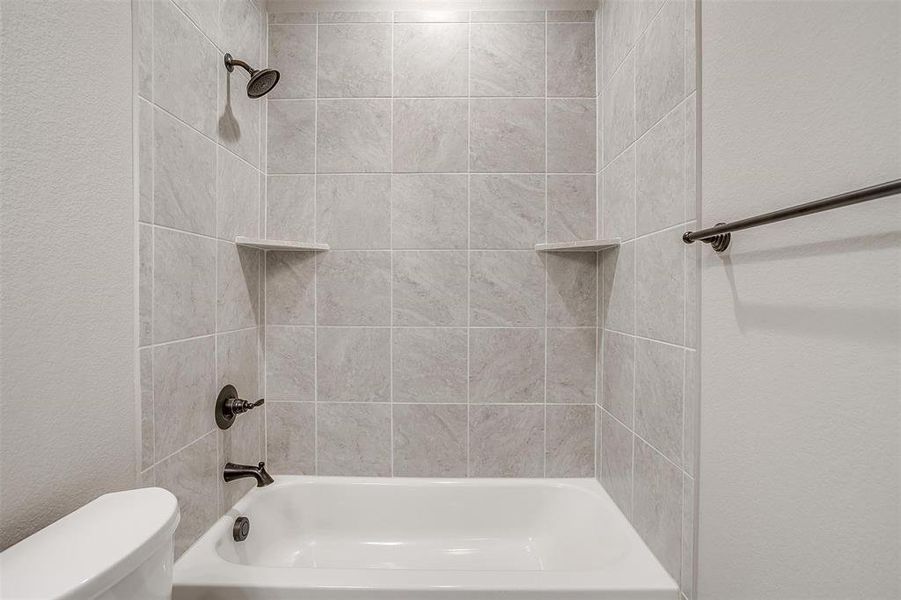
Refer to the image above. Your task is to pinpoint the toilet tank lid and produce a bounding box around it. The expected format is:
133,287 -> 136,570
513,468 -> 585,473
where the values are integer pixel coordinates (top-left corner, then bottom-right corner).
0,487 -> 179,600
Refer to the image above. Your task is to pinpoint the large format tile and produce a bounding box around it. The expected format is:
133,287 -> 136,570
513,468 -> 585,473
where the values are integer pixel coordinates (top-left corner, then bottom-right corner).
600,410 -> 633,518
600,0 -> 636,87
393,10 -> 469,23
267,100 -> 315,173
635,0 -> 685,135
469,405 -> 544,477
683,349 -> 698,476
684,95 -> 698,223
601,145 -> 637,240
317,327 -> 391,402
471,10 -> 545,23
392,328 -> 468,403
547,23 -> 595,97
318,11 -> 391,23
153,109 -> 216,236
217,242 -> 260,331
547,174 -> 596,243
217,148 -> 260,239
470,174 -> 545,249
268,24 -> 316,99
635,338 -> 684,466
682,472 -> 696,598
470,251 -> 545,326
600,242 -> 635,334
268,11 -> 317,24
393,99 -> 468,172
218,49 -> 261,167
469,328 -> 544,404
601,330 -> 635,426
470,23 -> 545,97
266,402 -> 315,474
266,175 -> 315,241
220,0 -> 261,64
635,228 -> 684,345
637,0 -> 667,34
547,252 -> 597,327
317,403 -> 391,476
394,404 -> 467,477
317,99 -> 391,173
140,348 -> 153,469
152,336 -> 215,459
547,99 -> 596,173
548,10 -> 595,22
547,328 -> 596,404
633,438 -> 683,581
139,224 -> 152,346
393,251 -> 468,326
393,23 -> 468,97
135,0 -> 152,101
637,105 -> 685,235
154,0 -> 217,137
602,52 -> 635,166
392,175 -> 468,249
138,100 -> 153,221
546,405 -> 595,477
317,174 -> 391,249
265,326 -> 315,401
318,23 -> 391,97
153,228 -> 216,343
217,327 -> 259,399
172,0 -> 219,40
265,251 -> 315,325
156,432 -> 218,557
317,251 -> 391,325
470,99 -> 545,173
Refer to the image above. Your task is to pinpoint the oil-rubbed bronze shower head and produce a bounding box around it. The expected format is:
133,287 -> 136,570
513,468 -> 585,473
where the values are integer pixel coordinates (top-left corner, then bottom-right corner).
224,53 -> 280,98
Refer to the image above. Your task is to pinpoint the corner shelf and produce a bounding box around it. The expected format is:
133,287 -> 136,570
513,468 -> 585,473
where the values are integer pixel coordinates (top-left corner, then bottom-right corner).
534,238 -> 621,252
235,237 -> 329,251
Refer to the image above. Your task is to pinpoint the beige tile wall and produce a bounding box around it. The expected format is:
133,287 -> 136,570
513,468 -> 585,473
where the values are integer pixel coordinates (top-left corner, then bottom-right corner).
595,0 -> 699,598
134,0 -> 267,557
263,8 -> 600,479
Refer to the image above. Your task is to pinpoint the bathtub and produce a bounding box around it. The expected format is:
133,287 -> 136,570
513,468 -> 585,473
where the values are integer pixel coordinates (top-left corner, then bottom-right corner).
173,477 -> 678,599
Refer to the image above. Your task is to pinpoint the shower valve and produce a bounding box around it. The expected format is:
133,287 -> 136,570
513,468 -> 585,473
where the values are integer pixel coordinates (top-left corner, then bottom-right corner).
215,384 -> 264,430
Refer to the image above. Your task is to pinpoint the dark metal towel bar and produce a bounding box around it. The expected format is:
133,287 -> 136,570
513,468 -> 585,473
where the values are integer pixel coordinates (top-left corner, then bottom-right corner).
683,179 -> 901,252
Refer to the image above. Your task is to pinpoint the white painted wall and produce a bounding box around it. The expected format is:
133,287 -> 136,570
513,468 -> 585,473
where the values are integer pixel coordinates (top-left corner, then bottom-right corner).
0,0 -> 135,549
698,1 -> 900,598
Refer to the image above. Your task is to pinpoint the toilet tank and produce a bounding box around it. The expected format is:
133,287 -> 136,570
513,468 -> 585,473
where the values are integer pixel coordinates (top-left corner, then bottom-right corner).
0,487 -> 179,599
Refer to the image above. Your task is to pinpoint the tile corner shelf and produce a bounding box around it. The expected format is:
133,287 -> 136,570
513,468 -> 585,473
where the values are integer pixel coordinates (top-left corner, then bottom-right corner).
235,237 -> 329,251
534,239 -> 621,252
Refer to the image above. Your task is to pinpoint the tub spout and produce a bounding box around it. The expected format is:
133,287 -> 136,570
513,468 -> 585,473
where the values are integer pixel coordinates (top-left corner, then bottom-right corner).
224,461 -> 274,487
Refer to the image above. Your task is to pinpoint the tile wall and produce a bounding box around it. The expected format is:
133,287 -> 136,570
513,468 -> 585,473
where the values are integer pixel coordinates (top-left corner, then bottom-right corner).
262,7 -> 600,479
134,0 -> 268,556
595,0 -> 699,598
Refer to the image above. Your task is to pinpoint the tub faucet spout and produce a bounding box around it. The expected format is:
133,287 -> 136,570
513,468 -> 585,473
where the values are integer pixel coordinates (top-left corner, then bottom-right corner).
224,461 -> 274,487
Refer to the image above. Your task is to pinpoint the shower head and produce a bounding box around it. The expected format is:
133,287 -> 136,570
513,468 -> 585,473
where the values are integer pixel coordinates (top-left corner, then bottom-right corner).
224,53 -> 280,98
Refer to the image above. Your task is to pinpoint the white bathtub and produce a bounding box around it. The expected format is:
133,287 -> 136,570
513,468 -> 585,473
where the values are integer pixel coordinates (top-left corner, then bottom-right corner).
173,477 -> 678,599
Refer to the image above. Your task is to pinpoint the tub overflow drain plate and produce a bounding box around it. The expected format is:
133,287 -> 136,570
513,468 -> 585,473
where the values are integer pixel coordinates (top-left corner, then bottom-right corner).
233,516 -> 250,542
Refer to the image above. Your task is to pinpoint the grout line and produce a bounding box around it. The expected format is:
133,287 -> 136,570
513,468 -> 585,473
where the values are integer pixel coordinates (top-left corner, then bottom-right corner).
542,9 -> 549,478
465,13 -> 472,478
389,15 -> 395,478
312,19 -> 320,476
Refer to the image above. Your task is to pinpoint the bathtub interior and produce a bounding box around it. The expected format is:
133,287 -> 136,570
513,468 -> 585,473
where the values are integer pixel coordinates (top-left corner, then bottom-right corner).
213,478 -> 630,571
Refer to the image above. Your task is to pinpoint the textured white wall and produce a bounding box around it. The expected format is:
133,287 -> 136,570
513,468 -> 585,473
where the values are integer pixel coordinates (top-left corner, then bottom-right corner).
0,0 -> 135,549
698,1 -> 900,598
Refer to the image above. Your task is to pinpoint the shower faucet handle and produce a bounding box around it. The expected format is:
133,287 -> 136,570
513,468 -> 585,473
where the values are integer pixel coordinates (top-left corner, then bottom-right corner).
215,385 -> 264,430
229,397 -> 264,414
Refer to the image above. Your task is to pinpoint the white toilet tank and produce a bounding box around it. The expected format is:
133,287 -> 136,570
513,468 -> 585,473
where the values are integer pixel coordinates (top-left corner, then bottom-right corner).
0,487 -> 179,599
